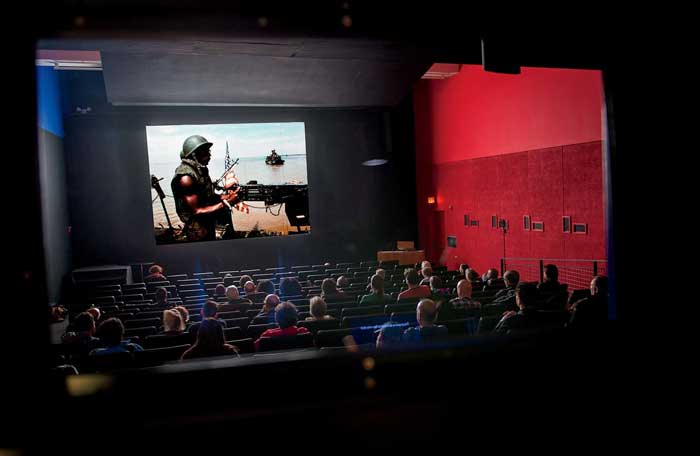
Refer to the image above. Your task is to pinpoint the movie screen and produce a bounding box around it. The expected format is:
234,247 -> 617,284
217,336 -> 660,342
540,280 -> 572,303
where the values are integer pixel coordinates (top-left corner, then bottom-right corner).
147,122 -> 310,244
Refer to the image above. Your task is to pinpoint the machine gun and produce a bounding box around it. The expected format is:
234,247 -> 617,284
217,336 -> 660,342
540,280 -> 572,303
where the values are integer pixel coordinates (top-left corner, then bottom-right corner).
234,181 -> 310,230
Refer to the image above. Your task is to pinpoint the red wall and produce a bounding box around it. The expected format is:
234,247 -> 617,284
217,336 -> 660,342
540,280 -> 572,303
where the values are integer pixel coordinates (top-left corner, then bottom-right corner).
414,65 -> 606,273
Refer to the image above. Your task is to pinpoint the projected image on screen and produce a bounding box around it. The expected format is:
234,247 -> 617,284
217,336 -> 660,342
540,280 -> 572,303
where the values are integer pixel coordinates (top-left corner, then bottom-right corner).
147,122 -> 310,244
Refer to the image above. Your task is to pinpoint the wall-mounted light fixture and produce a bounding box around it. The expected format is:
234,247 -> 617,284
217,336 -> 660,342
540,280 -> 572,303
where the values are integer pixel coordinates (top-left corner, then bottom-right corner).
427,196 -> 436,205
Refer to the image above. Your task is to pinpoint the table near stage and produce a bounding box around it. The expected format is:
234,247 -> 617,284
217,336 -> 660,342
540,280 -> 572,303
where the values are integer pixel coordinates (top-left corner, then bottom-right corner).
376,250 -> 425,265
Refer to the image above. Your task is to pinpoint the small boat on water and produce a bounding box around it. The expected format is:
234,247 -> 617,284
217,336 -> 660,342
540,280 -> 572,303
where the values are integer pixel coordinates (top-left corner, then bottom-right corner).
265,149 -> 285,165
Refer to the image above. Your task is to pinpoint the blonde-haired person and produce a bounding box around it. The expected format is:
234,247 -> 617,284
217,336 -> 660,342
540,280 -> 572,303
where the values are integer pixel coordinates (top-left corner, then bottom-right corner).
144,264 -> 167,282
161,308 -> 185,335
173,306 -> 190,328
220,285 -> 253,313
306,296 -> 334,321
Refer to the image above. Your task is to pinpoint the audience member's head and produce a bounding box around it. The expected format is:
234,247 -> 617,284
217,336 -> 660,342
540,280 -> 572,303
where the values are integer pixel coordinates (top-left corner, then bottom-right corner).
86,307 -> 101,324
73,312 -> 96,335
263,294 -> 281,312
416,299 -> 438,327
544,264 -> 559,283
429,275 -> 443,291
201,300 -> 219,319
193,318 -> 227,351
239,275 -> 253,288
405,268 -> 421,287
275,302 -> 299,329
486,269 -> 499,281
174,306 -> 189,325
370,274 -> 384,294
456,279 -> 473,298
321,278 -> 338,296
279,277 -> 302,297
309,296 -> 329,320
225,285 -> 240,300
515,283 -> 538,310
244,281 -> 256,294
149,264 -> 164,275
155,287 -> 168,305
466,269 -> 480,283
590,276 -> 609,296
215,284 -> 226,297
421,260 -> 432,270
376,322 -> 405,349
459,264 -> 470,276
421,266 -> 433,279
375,268 -> 386,279
336,276 -> 349,289
503,270 -> 520,287
97,318 -> 124,347
256,279 -> 275,295
163,309 -> 184,333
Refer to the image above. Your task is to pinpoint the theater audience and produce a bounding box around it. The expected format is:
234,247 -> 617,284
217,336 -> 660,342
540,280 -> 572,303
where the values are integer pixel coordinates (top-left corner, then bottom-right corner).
254,302 -> 310,351
401,299 -> 448,344
214,284 -> 227,299
568,276 -> 608,330
144,264 -> 167,282
181,318 -> 238,360
255,294 -> 281,324
256,279 -> 275,295
90,318 -> 143,356
465,268 -> 484,289
188,300 -> 227,336
366,268 -> 386,292
397,268 -> 431,301
306,296 -> 334,321
538,264 -> 562,294
321,278 -> 348,300
86,307 -> 101,325
482,268 -> 499,284
360,274 -> 392,306
456,263 -> 470,281
438,279 -> 481,321
239,275 -> 254,289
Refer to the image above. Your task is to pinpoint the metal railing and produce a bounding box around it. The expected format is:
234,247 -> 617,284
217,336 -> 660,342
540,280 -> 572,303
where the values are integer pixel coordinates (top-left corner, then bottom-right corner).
501,258 -> 607,290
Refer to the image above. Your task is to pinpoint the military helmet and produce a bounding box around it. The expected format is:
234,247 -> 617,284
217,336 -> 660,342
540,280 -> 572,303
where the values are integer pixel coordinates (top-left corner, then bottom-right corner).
181,135 -> 213,159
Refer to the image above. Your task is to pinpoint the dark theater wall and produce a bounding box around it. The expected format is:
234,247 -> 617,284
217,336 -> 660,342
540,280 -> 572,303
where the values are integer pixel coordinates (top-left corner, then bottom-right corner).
60,71 -> 418,273
414,65 -> 605,273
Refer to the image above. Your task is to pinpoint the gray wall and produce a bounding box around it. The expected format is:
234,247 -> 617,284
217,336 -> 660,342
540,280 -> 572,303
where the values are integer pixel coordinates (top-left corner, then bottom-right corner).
38,128 -> 71,303
60,72 -> 418,274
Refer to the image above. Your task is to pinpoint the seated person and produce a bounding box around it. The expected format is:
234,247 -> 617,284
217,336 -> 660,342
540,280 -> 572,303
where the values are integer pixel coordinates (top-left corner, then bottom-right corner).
220,285 -> 253,312
429,276 -> 450,298
154,287 -> 169,307
86,307 -> 101,324
254,301 -> 310,351
188,300 -> 227,336
438,279 -> 481,321
401,299 -> 448,344
375,321 -> 408,350
62,312 -> 100,356
90,318 -> 143,356
144,264 -> 167,282
239,275 -> 254,289
181,318 -> 238,360
360,274 -> 392,307
538,264 -> 563,294
568,276 -> 609,331
465,268 -> 484,289
254,294 -> 281,324
321,278 -> 348,301
336,276 -> 350,292
455,263 -> 470,282
305,296 -> 335,321
279,277 -> 303,298
482,269 -> 502,289
366,268 -> 386,292
397,268 -> 431,302
173,306 -> 190,328
488,270 -> 520,312
160,309 -> 186,335
244,281 -> 267,303
419,266 -> 433,287
493,283 -> 550,335
214,283 -> 227,299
